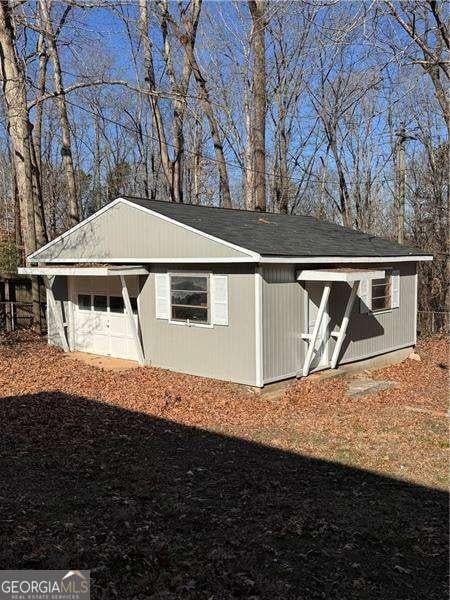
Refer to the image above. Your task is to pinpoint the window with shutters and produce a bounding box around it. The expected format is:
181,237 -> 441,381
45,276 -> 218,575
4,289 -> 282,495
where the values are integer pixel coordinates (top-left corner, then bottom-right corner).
371,274 -> 391,311
170,274 -> 209,324
360,269 -> 400,313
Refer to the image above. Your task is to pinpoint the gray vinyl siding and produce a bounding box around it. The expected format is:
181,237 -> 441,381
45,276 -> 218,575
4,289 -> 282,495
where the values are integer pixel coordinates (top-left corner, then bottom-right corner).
328,262 -> 416,365
261,265 -> 306,382
47,276 -> 69,348
262,262 -> 417,383
34,202 -> 249,261
139,264 -> 257,385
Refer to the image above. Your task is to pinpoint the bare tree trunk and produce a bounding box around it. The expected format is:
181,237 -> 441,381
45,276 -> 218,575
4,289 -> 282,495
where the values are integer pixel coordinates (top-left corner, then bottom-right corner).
0,4 -> 36,257
244,89 -> 254,209
138,0 -> 174,200
177,37 -> 232,207
273,103 -> 289,213
32,30 -> 48,246
159,0 -> 200,203
328,133 -> 352,227
248,0 -> 267,212
93,109 -> 102,210
192,120 -> 202,205
395,124 -> 407,244
0,2 -> 40,329
38,0 -> 79,226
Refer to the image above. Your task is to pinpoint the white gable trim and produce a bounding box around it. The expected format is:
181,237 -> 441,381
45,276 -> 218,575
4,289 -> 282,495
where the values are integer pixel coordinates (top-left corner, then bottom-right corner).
28,197 -> 260,263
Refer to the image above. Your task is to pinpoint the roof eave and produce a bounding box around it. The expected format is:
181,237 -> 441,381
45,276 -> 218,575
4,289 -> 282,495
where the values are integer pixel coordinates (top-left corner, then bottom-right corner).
259,255 -> 433,264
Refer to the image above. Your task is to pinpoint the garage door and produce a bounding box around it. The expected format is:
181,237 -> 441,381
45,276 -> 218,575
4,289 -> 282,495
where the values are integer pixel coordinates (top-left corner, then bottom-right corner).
72,276 -> 140,361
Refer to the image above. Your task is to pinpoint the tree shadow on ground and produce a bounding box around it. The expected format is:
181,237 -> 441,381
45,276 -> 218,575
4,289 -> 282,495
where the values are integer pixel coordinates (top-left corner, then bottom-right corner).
0,392 -> 447,599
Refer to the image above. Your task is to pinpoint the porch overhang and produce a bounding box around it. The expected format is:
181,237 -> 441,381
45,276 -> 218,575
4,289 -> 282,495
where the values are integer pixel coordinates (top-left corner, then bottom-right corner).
18,265 -> 147,365
296,268 -> 385,282
18,265 -> 149,277
299,268 -> 386,377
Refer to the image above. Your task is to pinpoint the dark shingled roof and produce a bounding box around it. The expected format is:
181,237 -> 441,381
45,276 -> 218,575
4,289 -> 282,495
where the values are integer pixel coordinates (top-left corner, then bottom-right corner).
124,196 -> 427,258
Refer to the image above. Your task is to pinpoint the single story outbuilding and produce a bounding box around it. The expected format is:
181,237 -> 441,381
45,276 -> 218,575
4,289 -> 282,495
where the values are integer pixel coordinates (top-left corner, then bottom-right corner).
19,197 -> 432,387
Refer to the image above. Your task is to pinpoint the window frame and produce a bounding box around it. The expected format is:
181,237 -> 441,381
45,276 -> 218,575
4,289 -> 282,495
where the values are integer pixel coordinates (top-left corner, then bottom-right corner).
370,270 -> 392,313
168,271 -> 212,328
77,293 -> 92,312
77,293 -> 139,316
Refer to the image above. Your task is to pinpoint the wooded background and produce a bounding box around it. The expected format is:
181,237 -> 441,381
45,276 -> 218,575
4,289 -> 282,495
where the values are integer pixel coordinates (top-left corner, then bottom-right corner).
0,0 -> 448,326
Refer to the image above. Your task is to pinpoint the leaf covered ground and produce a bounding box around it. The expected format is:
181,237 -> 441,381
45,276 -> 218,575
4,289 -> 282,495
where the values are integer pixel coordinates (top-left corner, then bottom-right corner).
0,334 -> 448,599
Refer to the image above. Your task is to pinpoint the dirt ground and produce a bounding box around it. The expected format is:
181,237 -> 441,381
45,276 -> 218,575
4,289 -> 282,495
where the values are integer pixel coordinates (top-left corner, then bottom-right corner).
0,334 -> 448,599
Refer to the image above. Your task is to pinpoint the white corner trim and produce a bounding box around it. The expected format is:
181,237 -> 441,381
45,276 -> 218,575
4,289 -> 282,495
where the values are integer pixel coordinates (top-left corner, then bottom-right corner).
67,276 -> 75,351
414,272 -> 418,345
260,255 -> 433,264
255,266 -> 263,387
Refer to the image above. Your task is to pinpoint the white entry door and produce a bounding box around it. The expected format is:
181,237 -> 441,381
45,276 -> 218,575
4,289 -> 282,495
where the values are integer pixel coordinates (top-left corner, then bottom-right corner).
306,282 -> 330,371
71,276 -> 139,361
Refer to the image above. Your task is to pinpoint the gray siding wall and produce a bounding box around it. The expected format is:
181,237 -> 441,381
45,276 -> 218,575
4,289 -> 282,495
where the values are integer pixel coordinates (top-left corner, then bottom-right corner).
329,262 -> 416,364
139,264 -> 257,385
262,262 -> 416,383
262,265 -> 306,383
35,202 -> 249,261
47,276 -> 69,348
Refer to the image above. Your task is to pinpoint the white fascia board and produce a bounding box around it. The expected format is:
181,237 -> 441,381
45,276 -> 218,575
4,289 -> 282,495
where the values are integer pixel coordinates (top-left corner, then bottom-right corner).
18,266 -> 149,276
260,255 -> 433,264
297,269 -> 385,282
27,197 -> 260,263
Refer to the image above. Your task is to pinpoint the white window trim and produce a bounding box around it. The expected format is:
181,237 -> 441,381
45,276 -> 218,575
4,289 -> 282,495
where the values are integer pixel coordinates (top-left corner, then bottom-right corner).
168,271 -> 213,329
367,270 -> 400,314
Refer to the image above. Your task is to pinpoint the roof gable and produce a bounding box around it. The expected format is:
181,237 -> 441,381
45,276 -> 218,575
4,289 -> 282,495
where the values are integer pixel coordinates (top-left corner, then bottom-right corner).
29,199 -> 257,263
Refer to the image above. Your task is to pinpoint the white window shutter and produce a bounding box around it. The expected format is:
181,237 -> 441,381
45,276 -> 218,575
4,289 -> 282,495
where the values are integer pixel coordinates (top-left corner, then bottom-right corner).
211,275 -> 228,325
155,273 -> 169,319
391,270 -> 400,308
359,278 -> 371,313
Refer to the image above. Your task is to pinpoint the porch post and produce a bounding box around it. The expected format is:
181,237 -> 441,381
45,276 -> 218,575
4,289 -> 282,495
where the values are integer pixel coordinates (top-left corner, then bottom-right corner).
120,275 -> 145,365
302,283 -> 331,377
330,281 -> 358,369
44,275 -> 69,352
